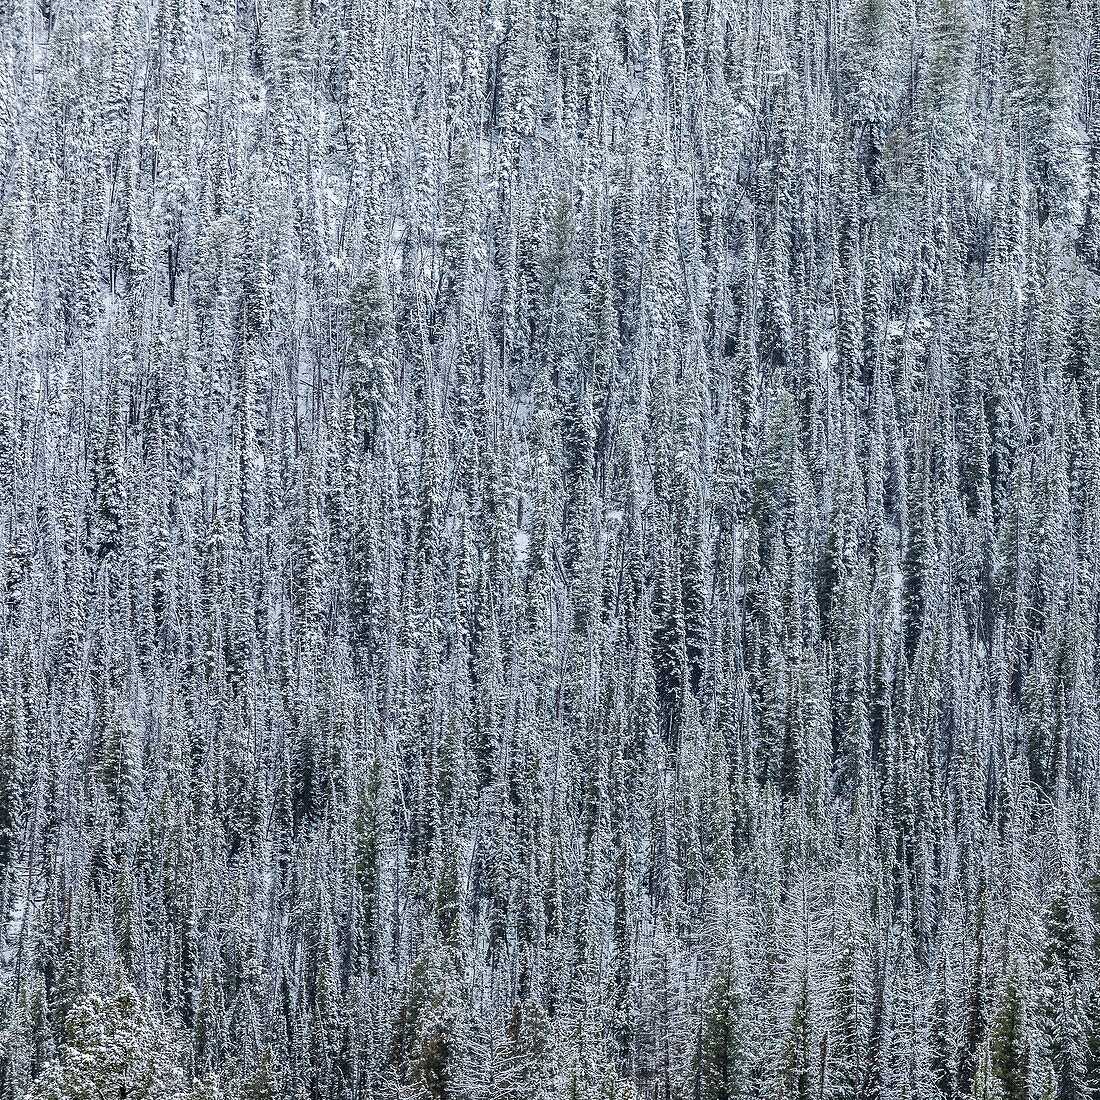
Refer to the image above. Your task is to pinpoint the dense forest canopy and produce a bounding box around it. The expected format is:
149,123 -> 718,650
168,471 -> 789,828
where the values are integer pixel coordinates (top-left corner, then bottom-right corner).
2,0 -> 1100,1098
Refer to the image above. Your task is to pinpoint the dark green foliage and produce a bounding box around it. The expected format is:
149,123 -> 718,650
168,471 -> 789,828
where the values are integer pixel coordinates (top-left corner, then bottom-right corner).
991,970 -> 1031,1100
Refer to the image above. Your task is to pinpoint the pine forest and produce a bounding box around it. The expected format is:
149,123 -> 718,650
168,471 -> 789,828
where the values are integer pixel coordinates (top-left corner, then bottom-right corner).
2,0 -> 1100,1098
